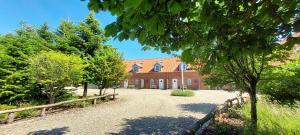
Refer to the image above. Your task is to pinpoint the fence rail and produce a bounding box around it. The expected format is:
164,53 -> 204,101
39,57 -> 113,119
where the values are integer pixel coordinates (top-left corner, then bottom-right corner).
0,93 -> 118,124
184,96 -> 248,135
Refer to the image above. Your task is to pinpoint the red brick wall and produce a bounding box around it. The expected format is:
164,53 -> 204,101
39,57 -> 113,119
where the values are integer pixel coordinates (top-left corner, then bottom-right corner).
121,71 -> 208,90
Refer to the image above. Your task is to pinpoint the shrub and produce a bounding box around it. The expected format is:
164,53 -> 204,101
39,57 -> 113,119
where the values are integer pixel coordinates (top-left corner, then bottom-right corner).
258,56 -> 300,104
78,101 -> 92,108
30,51 -> 84,104
213,123 -> 233,135
15,109 -> 40,119
170,90 -> 194,97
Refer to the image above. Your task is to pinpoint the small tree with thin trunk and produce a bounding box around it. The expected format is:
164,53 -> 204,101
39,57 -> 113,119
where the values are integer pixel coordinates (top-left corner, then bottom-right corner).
87,46 -> 128,95
30,51 -> 84,104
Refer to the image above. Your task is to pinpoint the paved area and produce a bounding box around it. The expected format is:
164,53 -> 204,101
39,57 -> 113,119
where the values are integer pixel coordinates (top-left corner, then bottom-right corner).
0,89 -> 239,135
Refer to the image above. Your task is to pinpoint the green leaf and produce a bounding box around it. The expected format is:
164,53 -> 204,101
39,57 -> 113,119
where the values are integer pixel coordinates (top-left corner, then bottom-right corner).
168,1 -> 182,14
124,0 -> 142,9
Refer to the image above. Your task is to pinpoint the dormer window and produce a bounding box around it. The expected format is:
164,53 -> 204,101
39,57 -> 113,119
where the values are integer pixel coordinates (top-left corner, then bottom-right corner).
132,64 -> 140,72
179,63 -> 187,71
154,62 -> 161,72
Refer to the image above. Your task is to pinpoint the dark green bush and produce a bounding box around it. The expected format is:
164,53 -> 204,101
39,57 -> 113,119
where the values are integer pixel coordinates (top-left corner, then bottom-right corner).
170,90 -> 194,97
259,56 -> 300,105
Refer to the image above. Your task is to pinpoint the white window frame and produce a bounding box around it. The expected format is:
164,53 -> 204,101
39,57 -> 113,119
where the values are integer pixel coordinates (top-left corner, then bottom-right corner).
154,63 -> 161,72
187,79 -> 192,85
132,64 -> 139,72
150,79 -> 155,88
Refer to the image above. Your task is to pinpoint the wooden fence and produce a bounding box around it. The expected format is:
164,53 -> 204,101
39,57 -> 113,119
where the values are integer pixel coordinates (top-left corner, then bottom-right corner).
0,93 -> 118,124
184,96 -> 248,135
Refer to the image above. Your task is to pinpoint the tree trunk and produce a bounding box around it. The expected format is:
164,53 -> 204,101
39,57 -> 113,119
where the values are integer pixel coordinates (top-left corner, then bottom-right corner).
249,83 -> 257,133
99,89 -> 103,96
49,96 -> 55,104
83,81 -> 88,97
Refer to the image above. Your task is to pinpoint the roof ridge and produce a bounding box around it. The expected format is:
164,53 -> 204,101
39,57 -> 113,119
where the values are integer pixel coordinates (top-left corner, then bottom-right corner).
125,57 -> 179,61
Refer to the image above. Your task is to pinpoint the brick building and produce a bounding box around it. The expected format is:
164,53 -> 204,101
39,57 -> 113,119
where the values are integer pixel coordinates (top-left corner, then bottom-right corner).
122,57 -> 207,90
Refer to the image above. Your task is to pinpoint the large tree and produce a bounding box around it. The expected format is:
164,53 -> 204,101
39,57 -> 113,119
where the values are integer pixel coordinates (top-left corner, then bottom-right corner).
56,13 -> 108,97
0,23 -> 54,104
88,0 -> 299,130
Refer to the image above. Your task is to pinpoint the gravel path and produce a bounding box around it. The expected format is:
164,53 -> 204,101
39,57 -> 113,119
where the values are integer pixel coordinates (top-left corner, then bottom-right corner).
0,89 -> 238,135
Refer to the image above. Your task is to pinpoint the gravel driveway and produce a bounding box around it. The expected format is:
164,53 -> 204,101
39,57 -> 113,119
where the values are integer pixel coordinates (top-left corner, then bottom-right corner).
0,89 -> 238,135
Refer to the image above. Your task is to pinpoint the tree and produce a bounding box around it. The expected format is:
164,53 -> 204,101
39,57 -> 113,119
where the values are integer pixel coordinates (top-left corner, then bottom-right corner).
88,0 -> 299,130
55,13 -> 108,97
0,23 -> 54,104
259,54 -> 300,104
86,45 -> 128,95
30,51 -> 84,104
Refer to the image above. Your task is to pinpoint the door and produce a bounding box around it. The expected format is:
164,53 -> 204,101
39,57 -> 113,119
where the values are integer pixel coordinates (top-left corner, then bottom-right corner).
159,79 -> 164,89
172,79 -> 178,89
135,79 -> 139,88
124,79 -> 128,88
140,79 -> 144,88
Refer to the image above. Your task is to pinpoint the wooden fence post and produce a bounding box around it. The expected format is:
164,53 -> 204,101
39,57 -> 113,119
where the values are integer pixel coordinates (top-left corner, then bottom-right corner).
93,99 -> 97,105
113,88 -> 116,99
236,98 -> 240,106
40,108 -> 46,117
7,112 -> 15,124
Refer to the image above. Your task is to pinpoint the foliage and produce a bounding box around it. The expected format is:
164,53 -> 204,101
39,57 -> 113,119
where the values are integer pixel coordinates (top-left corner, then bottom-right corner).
88,0 -> 299,128
0,104 -> 16,123
259,56 -> 300,104
241,98 -> 300,135
30,51 -> 84,103
213,123 -> 235,135
55,13 -> 109,97
0,23 -> 54,105
170,90 -> 194,97
86,45 -> 128,95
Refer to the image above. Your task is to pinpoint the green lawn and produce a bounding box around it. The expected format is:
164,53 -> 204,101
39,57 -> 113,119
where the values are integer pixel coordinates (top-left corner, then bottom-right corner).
170,90 -> 194,97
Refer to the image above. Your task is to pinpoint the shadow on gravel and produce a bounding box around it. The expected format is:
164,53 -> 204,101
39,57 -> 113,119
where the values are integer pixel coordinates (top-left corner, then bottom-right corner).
178,103 -> 217,113
108,116 -> 197,135
27,126 -> 70,135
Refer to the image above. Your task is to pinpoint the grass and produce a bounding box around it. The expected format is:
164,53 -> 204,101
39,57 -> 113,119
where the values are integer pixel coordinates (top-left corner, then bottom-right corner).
241,98 -> 300,135
0,104 -> 16,123
170,90 -> 194,97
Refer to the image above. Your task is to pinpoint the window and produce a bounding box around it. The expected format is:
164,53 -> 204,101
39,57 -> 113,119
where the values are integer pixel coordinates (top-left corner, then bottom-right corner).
132,64 -> 139,72
179,63 -> 187,71
150,79 -> 154,88
187,79 -> 192,85
154,63 -> 161,72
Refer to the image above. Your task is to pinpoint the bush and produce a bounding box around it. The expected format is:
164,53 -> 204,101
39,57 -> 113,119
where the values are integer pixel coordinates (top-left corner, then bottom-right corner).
213,123 -> 233,135
78,100 -> 92,108
170,90 -> 194,97
241,98 -> 300,135
258,56 -> 300,104
15,109 -> 40,119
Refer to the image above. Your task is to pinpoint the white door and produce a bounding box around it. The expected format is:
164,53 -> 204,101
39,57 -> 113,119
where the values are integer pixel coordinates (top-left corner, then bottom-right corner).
140,79 -> 144,88
124,80 -> 128,88
172,79 -> 178,89
159,79 -> 164,89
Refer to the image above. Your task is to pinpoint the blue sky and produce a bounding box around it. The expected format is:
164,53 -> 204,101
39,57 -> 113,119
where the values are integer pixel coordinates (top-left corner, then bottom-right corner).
0,0 -> 176,60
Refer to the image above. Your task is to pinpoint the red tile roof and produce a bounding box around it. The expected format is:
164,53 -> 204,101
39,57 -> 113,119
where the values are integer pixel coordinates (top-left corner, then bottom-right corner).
124,57 -> 191,73
281,32 -> 300,44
